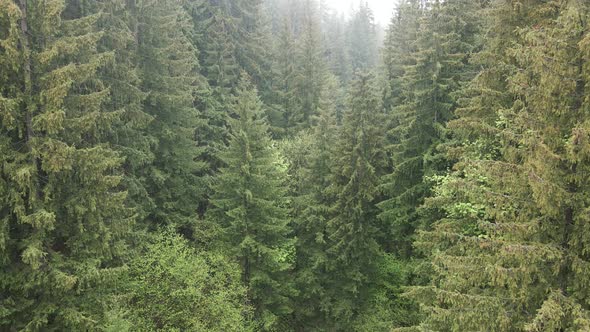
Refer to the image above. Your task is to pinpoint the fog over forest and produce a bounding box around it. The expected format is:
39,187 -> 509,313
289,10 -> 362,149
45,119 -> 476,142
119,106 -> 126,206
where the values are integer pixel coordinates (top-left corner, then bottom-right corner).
1,0 -> 590,331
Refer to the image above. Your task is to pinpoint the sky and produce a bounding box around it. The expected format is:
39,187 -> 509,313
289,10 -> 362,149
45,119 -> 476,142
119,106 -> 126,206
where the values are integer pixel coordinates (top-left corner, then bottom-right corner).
322,0 -> 397,26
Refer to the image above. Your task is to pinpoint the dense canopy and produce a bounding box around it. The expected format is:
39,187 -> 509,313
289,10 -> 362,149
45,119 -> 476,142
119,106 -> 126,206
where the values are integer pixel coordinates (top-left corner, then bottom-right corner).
1,0 -> 590,331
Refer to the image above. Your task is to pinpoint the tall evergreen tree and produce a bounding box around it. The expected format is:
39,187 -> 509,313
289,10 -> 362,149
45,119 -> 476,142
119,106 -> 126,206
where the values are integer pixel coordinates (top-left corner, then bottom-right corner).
325,72 -> 387,328
281,74 -> 341,330
291,0 -> 327,132
347,2 -> 378,71
185,0 -> 241,188
267,19 -> 298,137
0,1 -> 132,329
409,0 -> 590,330
233,0 -> 275,97
380,0 -> 421,115
207,75 -> 296,330
379,0 -> 482,258
323,10 -> 351,83
188,0 -> 272,96
186,0 -> 273,187
99,0 -> 154,222
188,0 -> 240,93
136,0 -> 204,228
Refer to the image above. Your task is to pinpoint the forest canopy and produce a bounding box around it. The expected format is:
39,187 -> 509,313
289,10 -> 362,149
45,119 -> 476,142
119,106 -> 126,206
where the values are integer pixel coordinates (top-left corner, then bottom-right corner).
1,0 -> 590,331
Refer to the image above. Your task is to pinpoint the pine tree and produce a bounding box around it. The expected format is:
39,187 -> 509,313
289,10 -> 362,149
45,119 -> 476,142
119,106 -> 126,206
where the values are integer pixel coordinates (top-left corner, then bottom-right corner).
325,72 -> 387,328
207,75 -> 296,330
409,0 -> 590,330
0,0 -> 132,329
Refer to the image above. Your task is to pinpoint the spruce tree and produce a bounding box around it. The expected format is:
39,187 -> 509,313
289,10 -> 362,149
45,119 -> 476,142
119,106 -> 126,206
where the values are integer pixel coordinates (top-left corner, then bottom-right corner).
379,0 -> 482,258
233,0 -> 275,96
325,72 -> 387,328
282,74 -> 341,330
186,0 -> 273,184
267,19 -> 298,137
321,7 -> 352,83
380,0 -> 421,115
188,0 -> 240,93
207,75 -> 296,330
347,2 -> 378,71
185,0 -> 240,183
98,0 -> 154,222
291,0 -> 327,132
0,1 -> 132,329
410,0 -> 590,330
188,0 -> 272,95
136,0 -> 204,228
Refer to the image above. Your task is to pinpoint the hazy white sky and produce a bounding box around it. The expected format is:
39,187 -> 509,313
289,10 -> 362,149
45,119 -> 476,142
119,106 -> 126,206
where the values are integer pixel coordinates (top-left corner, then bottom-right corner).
323,0 -> 397,26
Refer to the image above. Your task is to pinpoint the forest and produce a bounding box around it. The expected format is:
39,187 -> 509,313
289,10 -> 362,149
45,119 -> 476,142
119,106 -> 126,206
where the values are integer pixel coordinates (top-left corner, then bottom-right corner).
1,0 -> 590,331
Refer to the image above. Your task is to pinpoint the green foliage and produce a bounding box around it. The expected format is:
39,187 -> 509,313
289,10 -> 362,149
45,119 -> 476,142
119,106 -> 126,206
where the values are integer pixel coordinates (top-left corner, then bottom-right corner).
9,0 -> 590,331
0,1 -> 132,329
324,72 -> 387,329
346,2 -> 378,71
379,0 -> 484,258
136,0 -> 204,228
207,75 -> 296,330
110,231 -> 251,331
352,255 -> 421,331
280,74 -> 341,330
410,0 -> 590,330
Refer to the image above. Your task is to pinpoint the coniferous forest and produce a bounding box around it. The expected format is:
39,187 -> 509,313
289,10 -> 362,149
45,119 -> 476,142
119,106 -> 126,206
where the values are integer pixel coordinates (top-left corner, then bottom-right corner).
2,0 -> 590,330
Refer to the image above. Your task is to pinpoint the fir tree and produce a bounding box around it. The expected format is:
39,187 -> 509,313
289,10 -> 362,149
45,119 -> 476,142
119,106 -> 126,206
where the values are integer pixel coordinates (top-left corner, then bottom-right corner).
379,0 -> 482,258
325,72 -> 387,328
410,0 -> 590,330
0,1 -> 132,329
282,74 -> 341,330
207,75 -> 296,330
136,0 -> 204,228
347,2 -> 378,71
291,0 -> 327,132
